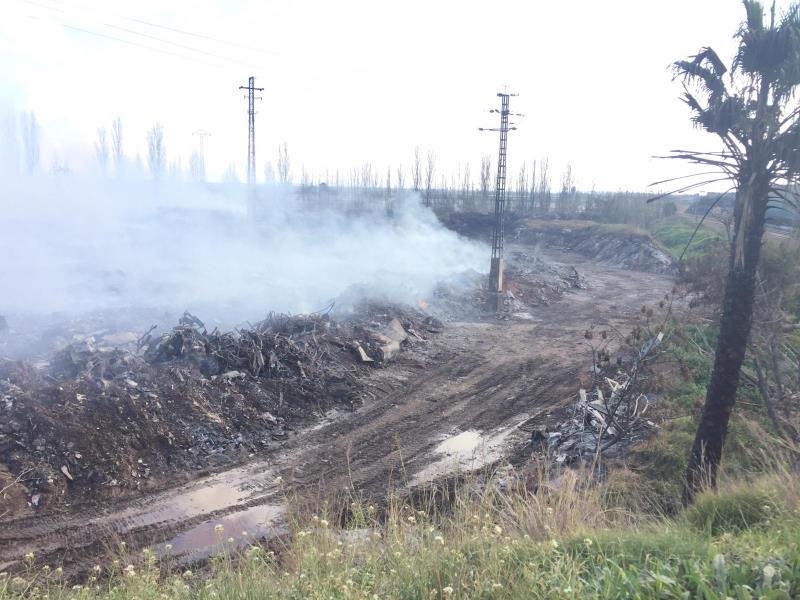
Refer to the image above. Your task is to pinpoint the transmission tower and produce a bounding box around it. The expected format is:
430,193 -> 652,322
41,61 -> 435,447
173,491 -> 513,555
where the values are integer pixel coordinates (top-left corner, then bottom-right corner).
192,129 -> 211,155
479,92 -> 521,311
238,76 -> 263,185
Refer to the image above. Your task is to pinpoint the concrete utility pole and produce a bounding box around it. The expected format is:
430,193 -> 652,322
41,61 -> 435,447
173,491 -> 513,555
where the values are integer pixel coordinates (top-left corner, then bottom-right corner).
238,76 -> 263,185
479,92 -> 520,311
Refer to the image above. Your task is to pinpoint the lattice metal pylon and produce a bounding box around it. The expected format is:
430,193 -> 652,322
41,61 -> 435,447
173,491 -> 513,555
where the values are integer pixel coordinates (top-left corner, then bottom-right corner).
238,76 -> 264,186
479,92 -> 520,310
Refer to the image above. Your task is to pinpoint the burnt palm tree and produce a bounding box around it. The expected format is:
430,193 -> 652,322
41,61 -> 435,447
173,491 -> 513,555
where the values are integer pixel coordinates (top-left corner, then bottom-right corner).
660,1 -> 800,504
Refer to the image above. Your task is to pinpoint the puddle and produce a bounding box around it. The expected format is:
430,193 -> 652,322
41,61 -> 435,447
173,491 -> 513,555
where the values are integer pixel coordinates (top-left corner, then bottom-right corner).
513,312 -> 537,321
112,471 -> 262,531
412,426 -> 518,485
157,503 -> 286,561
437,430 -> 483,454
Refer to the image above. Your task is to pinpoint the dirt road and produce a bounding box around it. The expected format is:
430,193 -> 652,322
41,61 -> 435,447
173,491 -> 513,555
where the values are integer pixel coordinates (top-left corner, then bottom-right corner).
0,247 -> 674,574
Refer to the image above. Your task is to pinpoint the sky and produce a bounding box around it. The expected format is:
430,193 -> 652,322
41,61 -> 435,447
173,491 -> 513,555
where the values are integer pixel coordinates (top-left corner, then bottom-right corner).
1,0 -> 793,191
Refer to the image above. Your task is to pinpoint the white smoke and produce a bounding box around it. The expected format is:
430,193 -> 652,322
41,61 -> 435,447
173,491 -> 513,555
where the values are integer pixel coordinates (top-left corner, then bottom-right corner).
0,175 -> 487,330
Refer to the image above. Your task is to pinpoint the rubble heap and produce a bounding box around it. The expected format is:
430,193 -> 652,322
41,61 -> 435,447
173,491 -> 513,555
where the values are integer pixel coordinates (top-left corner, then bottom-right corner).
424,251 -> 586,322
528,332 -> 664,465
0,304 -> 437,516
535,373 -> 658,464
502,250 -> 586,307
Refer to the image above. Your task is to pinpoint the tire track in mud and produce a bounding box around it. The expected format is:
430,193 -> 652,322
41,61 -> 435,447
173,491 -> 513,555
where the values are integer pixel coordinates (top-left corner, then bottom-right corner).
0,249 -> 676,575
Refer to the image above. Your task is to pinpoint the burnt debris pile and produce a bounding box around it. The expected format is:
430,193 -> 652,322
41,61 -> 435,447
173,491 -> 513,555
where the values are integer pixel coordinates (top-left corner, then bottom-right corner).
0,305 -> 436,516
527,331 -> 664,465
502,250 -> 586,308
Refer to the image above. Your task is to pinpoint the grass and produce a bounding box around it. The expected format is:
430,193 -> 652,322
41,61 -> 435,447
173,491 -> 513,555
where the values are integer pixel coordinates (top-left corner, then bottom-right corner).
604,318 -> 787,516
519,212 -> 723,261
522,218 -> 651,239
2,466 -> 799,600
651,217 -> 725,260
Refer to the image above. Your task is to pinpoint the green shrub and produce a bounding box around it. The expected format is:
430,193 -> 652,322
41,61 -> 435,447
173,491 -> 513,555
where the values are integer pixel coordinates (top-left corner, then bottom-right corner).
624,417 -> 696,514
686,488 -> 780,535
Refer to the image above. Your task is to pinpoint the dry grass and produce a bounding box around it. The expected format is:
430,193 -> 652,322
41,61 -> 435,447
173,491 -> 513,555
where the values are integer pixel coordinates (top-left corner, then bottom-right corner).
521,218 -> 651,238
2,463 -> 799,599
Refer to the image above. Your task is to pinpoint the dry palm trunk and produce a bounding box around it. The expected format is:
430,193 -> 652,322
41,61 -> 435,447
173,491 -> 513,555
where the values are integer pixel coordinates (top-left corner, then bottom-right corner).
684,181 -> 768,504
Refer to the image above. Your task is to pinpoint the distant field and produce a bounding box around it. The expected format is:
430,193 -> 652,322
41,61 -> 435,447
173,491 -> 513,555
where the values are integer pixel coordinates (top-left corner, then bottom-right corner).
652,217 -> 726,259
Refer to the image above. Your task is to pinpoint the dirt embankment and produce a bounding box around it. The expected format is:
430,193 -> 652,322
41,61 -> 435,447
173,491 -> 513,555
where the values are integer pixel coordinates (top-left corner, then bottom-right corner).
443,213 -> 676,275
515,220 -> 676,274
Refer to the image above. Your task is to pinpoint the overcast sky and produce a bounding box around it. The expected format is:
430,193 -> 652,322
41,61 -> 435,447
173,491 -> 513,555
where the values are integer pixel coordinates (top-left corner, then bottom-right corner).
1,0 -> 792,190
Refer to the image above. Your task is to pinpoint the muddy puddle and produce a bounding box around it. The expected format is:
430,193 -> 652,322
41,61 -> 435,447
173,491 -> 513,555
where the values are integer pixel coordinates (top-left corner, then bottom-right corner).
157,504 -> 286,561
114,479 -> 252,528
411,422 -> 523,484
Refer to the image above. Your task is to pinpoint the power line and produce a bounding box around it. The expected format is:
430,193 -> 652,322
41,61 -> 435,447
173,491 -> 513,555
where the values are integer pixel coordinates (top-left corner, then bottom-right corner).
102,22 -> 248,65
20,0 -> 284,59
57,22 -> 230,68
21,0 -> 257,69
125,16 -> 281,57
19,0 -> 360,74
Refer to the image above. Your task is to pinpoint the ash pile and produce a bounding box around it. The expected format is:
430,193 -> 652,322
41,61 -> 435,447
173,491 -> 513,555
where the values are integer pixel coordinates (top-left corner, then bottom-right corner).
424,251 -> 586,322
502,250 -> 586,308
0,305 -> 438,516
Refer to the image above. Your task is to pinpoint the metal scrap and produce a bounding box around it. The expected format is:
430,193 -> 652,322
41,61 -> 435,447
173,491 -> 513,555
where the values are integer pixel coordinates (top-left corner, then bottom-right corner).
535,330 -> 664,463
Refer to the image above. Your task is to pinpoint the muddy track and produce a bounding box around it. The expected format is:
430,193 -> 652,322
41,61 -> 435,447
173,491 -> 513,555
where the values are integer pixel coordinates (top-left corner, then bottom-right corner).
0,248 -> 674,574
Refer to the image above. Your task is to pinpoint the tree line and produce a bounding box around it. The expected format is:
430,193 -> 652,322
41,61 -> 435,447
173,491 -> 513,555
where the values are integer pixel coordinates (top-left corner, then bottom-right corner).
2,112 -> 621,219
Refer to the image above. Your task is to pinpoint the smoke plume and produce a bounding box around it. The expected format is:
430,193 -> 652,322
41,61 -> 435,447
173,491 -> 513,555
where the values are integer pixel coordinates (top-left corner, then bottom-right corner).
1,176 -> 487,333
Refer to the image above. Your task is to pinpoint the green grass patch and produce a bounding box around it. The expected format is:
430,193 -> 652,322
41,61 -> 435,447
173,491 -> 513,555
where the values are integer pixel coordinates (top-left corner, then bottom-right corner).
652,218 -> 725,259
523,218 -> 651,239
565,528 -> 711,566
612,321 -> 784,515
686,488 -> 780,535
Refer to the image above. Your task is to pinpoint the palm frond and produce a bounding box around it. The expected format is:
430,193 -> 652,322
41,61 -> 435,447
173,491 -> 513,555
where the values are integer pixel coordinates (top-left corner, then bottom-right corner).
735,1 -> 800,95
649,171 -> 731,187
743,0 -> 765,33
666,149 -> 736,157
674,58 -> 727,98
647,177 -> 733,203
774,5 -> 800,97
657,151 -> 738,174
777,103 -> 800,130
775,120 -> 800,178
677,187 -> 735,261
769,185 -> 800,211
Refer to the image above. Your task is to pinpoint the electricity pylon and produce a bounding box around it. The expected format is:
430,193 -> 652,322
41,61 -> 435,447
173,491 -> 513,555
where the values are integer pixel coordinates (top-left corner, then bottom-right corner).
238,76 -> 263,186
479,92 -> 521,311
